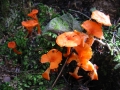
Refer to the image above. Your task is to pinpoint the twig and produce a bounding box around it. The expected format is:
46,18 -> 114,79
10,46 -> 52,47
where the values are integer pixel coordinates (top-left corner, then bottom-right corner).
94,38 -> 111,51
62,74 -> 69,85
69,9 -> 91,19
51,56 -> 70,88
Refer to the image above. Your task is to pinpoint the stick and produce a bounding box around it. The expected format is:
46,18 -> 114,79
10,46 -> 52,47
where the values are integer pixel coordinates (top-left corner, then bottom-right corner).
51,57 -> 69,88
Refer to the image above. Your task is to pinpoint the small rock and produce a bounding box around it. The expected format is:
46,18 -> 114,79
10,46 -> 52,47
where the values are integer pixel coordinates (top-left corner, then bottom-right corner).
3,76 -> 11,82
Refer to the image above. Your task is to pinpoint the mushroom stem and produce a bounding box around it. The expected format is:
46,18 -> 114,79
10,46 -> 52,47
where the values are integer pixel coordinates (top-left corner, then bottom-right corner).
31,16 -> 41,34
37,24 -> 41,34
42,67 -> 50,80
13,48 -> 22,54
69,66 -> 83,79
63,47 -> 71,57
26,28 -> 33,38
27,9 -> 42,34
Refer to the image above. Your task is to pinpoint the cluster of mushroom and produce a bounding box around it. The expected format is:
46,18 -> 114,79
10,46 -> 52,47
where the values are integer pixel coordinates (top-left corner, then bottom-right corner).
8,9 -> 41,54
21,9 -> 41,38
39,10 -> 112,80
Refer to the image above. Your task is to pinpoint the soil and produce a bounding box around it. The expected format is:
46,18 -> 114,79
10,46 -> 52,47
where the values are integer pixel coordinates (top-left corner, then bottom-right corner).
39,0 -> 120,22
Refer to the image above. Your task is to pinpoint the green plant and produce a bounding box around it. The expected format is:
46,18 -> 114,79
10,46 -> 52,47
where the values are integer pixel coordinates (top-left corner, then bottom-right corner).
38,3 -> 60,29
0,82 -> 14,90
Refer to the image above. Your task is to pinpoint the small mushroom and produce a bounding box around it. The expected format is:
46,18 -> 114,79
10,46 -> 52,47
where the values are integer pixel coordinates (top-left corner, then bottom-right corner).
21,19 -> 38,37
8,41 -> 22,54
28,9 -> 41,34
91,10 -> 112,26
81,20 -> 104,39
69,66 -> 83,79
28,9 -> 38,20
40,49 -> 62,69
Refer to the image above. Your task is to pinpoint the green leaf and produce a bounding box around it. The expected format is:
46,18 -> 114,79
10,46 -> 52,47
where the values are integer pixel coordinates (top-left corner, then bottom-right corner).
43,13 -> 82,33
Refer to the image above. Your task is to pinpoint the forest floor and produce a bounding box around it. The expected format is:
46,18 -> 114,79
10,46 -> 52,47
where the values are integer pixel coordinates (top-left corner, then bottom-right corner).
0,0 -> 120,90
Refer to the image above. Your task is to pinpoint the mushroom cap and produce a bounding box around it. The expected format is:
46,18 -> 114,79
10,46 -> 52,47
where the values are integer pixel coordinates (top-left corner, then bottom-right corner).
91,10 -> 112,26
74,43 -> 93,64
40,49 -> 62,69
28,9 -> 38,19
81,20 -> 104,39
8,41 -> 16,49
56,31 -> 81,47
22,20 -> 38,28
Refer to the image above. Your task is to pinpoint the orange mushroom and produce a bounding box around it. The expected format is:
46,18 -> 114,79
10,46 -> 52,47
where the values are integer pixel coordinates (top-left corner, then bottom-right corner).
63,47 -> 71,57
56,31 -> 81,47
88,64 -> 98,80
28,9 -> 41,34
69,66 -> 83,79
8,41 -> 22,54
21,19 -> 38,37
74,43 -> 93,64
81,20 -> 104,39
42,67 -> 50,80
81,61 -> 94,71
28,9 -> 38,20
91,10 -> 112,26
40,49 -> 62,69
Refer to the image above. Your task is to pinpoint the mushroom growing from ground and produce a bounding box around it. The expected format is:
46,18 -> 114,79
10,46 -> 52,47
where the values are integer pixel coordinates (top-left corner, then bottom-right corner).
28,9 -> 38,20
8,41 -> 22,54
40,49 -> 62,69
28,9 -> 41,34
81,20 -> 104,39
56,30 -> 88,57
40,49 -> 62,80
21,19 -> 38,37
